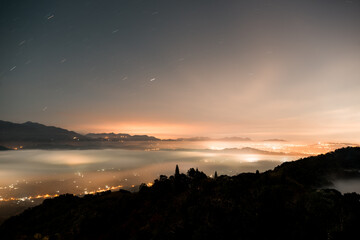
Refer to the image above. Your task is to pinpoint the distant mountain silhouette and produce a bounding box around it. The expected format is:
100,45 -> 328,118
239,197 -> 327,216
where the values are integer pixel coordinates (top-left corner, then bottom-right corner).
1,147 -> 360,239
0,120 -> 253,146
0,120 -> 256,150
0,120 -> 87,143
0,145 -> 11,151
217,136 -> 252,141
175,136 -> 212,141
176,136 -> 251,141
263,138 -> 286,142
169,147 -> 304,156
86,132 -> 161,141
219,147 -> 300,155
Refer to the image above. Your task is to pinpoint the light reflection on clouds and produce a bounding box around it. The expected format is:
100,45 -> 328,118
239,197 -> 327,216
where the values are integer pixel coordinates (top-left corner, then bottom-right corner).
0,140 -> 356,204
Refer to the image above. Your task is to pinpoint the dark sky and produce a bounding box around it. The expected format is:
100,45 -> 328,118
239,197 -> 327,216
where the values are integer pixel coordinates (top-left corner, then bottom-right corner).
1,0 -> 359,141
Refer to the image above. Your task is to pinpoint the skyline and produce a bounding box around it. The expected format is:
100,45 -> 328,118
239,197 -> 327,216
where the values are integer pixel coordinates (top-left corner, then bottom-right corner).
1,0 -> 360,142
2,119 -> 360,146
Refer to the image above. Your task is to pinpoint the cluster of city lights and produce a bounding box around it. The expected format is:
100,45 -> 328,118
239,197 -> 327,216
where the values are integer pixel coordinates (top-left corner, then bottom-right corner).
0,184 -> 124,202
0,182 -> 156,203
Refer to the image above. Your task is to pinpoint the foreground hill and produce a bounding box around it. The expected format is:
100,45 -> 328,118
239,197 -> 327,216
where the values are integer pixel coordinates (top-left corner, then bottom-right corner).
1,147 -> 360,240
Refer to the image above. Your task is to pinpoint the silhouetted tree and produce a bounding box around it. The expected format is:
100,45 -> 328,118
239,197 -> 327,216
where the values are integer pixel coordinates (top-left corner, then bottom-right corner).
188,168 -> 196,177
139,183 -> 148,192
175,164 -> 180,176
159,175 -> 167,181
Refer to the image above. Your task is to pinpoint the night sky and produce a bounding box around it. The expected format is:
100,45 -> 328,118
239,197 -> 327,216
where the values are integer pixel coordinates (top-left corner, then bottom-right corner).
1,0 -> 359,141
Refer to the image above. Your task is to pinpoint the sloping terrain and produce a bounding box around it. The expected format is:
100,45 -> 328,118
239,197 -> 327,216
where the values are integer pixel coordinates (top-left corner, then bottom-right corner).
1,147 -> 360,240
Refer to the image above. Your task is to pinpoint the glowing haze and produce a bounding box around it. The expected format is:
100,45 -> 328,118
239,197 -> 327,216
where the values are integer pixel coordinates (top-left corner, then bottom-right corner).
1,0 -> 359,142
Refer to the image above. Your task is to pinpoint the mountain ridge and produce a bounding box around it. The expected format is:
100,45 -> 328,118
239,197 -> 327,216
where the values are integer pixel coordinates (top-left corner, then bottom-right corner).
0,120 -> 86,142
0,120 -> 255,150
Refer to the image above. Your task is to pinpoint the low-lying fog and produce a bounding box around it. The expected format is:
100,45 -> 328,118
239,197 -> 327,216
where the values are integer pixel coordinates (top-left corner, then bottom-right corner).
331,179 -> 360,194
0,142 -> 358,223
0,149 -> 298,200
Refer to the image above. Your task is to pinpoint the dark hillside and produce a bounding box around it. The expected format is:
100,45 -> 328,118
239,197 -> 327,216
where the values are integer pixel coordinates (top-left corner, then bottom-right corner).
1,148 -> 360,240
272,147 -> 360,186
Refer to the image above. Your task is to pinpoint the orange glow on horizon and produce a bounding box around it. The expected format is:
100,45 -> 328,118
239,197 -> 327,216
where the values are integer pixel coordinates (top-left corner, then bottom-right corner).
65,118 -> 360,143
74,121 -> 210,139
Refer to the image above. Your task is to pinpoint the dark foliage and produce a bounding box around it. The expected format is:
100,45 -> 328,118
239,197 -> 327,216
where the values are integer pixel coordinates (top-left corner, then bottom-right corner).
1,147 -> 360,240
